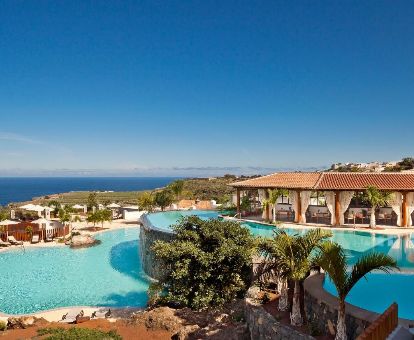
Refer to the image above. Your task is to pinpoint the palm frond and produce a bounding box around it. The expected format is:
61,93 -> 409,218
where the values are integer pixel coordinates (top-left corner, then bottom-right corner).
314,241 -> 348,298
346,252 -> 398,296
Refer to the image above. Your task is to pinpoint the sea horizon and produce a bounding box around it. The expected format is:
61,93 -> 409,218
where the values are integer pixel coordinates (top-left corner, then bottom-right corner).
0,177 -> 182,206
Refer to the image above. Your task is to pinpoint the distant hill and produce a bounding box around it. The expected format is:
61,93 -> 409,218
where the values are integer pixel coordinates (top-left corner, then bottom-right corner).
327,157 -> 414,173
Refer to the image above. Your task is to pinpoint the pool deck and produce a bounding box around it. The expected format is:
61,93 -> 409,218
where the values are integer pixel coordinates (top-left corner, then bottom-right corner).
0,306 -> 142,322
225,216 -> 414,236
0,220 -> 140,253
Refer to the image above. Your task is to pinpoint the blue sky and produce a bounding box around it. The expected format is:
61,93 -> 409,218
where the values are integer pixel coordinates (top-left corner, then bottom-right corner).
1,1 -> 414,176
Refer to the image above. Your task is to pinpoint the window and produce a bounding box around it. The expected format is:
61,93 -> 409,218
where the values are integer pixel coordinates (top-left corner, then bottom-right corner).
277,194 -> 290,204
310,191 -> 326,206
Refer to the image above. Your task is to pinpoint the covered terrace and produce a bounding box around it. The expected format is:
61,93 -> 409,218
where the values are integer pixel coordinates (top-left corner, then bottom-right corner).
230,172 -> 414,227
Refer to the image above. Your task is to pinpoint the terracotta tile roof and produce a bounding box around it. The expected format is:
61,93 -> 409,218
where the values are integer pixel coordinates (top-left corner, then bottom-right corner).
316,173 -> 414,191
231,172 -> 414,191
230,172 -> 322,189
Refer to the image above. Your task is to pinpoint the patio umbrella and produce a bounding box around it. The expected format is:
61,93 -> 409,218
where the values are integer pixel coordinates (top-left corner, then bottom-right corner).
107,203 -> 121,208
20,203 -> 35,210
72,204 -> 84,209
0,219 -> 19,240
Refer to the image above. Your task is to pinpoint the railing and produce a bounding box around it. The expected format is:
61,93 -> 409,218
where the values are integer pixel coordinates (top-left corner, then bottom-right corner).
1,224 -> 69,242
357,303 -> 398,340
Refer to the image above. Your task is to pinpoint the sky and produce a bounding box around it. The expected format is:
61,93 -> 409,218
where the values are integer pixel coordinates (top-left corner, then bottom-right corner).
1,1 -> 414,177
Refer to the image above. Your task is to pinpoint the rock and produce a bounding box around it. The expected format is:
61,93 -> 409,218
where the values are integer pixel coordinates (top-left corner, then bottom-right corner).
70,234 -> 100,248
245,286 -> 260,299
131,307 -> 183,333
7,316 -> 47,329
214,313 -> 230,323
172,324 -> 200,340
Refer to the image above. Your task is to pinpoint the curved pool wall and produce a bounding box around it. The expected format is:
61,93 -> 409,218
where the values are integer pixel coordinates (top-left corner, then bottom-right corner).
140,214 -> 174,280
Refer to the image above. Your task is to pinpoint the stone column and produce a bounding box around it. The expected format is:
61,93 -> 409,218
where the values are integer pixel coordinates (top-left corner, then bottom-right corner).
295,190 -> 302,223
265,189 -> 270,221
335,191 -> 341,226
402,192 -> 408,227
236,188 -> 241,215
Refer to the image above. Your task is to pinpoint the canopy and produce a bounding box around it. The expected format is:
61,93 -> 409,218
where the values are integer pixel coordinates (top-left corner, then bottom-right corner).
0,219 -> 19,226
20,203 -> 35,209
107,203 -> 121,208
72,204 -> 85,209
26,205 -> 48,212
32,218 -> 50,224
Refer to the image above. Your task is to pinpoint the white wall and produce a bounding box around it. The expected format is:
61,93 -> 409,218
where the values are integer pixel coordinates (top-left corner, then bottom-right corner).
123,210 -> 145,221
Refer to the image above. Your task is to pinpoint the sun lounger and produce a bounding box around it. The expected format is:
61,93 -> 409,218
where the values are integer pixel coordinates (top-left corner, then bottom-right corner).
0,239 -> 11,247
91,308 -> 111,319
44,236 -> 53,242
31,234 -> 40,244
7,236 -> 23,245
59,310 -> 85,324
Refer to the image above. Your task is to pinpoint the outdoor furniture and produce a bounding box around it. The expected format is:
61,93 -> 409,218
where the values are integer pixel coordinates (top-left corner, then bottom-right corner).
44,236 -> 54,242
276,210 -> 293,221
0,239 -> 11,247
31,234 -> 40,244
59,310 -> 85,324
91,308 -> 111,319
7,236 -> 23,245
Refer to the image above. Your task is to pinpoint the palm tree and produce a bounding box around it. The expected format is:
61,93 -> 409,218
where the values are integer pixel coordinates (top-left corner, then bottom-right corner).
364,186 -> 392,228
267,189 -> 288,223
316,242 -> 398,340
260,228 -> 331,325
261,199 -> 270,221
258,238 -> 290,311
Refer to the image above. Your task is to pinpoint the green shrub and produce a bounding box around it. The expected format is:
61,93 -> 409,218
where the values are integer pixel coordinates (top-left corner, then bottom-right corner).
151,216 -> 256,310
37,327 -> 121,340
0,320 -> 6,331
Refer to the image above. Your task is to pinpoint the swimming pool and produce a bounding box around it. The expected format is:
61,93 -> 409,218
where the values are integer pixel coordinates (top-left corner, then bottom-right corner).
147,210 -> 414,319
0,228 -> 150,315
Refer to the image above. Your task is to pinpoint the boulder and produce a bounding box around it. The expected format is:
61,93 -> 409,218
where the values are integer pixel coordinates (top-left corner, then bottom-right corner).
70,234 -> 100,248
131,307 -> 183,333
7,316 -> 47,329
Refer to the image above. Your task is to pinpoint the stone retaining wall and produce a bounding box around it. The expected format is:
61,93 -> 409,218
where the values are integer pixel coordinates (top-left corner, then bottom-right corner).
245,297 -> 315,340
139,214 -> 174,280
303,273 -> 377,339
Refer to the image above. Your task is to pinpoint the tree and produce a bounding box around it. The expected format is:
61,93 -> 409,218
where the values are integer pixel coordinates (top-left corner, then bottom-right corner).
364,186 -> 392,228
96,209 -> 112,228
267,189 -> 288,223
154,190 -> 173,211
168,180 -> 184,201
87,192 -> 98,211
137,192 -> 155,212
261,229 -> 331,326
58,208 -> 70,226
315,242 -> 398,340
87,211 -> 98,227
47,200 -> 61,216
151,216 -> 257,310
397,157 -> 414,170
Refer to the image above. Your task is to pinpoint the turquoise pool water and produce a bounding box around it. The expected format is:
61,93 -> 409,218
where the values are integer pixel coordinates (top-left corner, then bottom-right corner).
324,273 -> 414,320
147,210 -> 414,319
0,228 -> 150,315
146,210 -> 221,230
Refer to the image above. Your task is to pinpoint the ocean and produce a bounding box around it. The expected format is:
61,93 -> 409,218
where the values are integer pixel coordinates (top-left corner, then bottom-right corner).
0,177 -> 180,206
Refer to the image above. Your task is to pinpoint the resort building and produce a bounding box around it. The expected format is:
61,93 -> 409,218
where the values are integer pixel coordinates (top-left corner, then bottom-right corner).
230,172 -> 414,227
